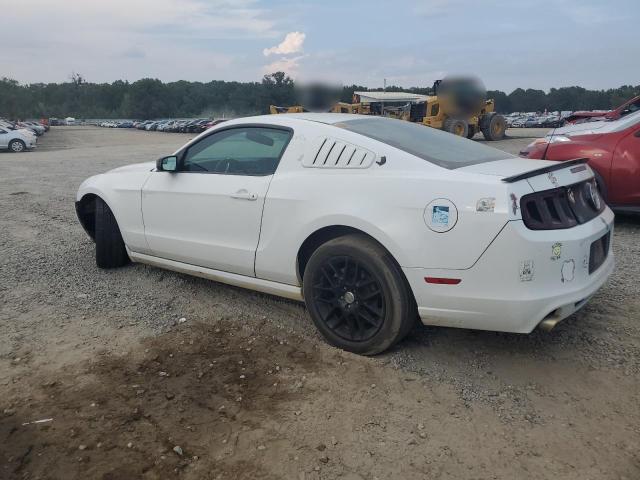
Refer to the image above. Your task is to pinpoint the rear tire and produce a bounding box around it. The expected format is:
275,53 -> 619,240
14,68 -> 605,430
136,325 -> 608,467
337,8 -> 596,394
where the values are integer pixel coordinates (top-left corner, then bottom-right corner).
9,139 -> 26,153
480,113 -> 507,141
95,197 -> 129,269
302,234 -> 417,355
443,118 -> 469,137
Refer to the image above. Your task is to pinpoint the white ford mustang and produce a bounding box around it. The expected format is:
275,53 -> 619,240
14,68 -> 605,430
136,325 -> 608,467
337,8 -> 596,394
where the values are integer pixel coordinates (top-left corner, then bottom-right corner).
76,114 -> 614,354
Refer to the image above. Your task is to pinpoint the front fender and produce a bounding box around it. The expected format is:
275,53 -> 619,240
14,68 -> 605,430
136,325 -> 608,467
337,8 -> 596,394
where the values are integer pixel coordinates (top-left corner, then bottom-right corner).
76,171 -> 153,254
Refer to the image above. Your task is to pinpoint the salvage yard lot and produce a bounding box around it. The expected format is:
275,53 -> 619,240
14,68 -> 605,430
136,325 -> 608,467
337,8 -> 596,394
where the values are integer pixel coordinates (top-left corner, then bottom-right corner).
1,126 -> 639,479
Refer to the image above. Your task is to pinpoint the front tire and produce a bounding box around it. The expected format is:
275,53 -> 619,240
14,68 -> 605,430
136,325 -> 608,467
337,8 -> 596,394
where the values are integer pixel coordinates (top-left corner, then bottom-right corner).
302,234 -> 417,355
95,197 -> 129,269
480,113 -> 507,141
9,139 -> 26,153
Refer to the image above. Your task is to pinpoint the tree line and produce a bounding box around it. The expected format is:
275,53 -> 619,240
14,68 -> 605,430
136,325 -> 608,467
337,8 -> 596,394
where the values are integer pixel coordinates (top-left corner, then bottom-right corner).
1,72 -> 638,119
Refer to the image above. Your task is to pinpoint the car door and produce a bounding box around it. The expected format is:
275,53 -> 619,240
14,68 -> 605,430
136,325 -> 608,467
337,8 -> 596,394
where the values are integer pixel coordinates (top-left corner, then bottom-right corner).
141,125 -> 292,277
609,123 -> 640,207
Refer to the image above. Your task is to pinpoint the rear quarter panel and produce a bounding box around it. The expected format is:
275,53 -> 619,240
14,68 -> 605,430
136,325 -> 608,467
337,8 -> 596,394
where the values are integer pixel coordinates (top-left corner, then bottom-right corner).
254,123 -> 516,285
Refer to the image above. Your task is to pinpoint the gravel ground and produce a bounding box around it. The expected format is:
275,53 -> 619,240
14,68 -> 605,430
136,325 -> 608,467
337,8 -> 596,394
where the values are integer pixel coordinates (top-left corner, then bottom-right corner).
1,126 -> 638,479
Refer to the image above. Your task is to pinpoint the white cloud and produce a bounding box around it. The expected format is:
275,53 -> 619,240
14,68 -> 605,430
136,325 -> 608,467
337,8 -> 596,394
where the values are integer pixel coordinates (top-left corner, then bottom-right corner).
263,55 -> 307,77
263,32 -> 306,56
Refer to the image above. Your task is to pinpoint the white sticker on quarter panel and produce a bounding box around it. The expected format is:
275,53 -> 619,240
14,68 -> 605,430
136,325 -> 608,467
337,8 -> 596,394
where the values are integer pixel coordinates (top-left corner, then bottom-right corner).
519,260 -> 534,282
561,260 -> 575,283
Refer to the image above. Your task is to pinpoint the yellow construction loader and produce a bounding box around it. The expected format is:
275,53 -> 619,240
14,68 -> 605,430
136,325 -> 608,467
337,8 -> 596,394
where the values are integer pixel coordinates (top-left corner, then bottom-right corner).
270,78 -> 507,141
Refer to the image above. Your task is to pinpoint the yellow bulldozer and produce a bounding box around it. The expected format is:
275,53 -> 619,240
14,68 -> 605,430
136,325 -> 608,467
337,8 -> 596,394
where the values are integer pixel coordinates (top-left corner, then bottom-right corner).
270,78 -> 507,141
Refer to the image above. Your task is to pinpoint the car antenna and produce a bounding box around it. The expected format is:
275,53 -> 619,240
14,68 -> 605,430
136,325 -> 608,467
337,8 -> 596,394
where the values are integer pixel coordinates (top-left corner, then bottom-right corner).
542,124 -> 558,160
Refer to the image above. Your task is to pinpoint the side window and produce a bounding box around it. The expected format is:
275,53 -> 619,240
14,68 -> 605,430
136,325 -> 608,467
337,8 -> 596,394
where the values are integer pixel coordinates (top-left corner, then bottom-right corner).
181,127 -> 292,175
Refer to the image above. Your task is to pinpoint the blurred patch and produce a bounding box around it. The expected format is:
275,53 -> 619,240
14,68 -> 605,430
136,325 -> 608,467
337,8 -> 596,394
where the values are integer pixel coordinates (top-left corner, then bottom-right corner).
294,82 -> 343,112
435,76 -> 487,117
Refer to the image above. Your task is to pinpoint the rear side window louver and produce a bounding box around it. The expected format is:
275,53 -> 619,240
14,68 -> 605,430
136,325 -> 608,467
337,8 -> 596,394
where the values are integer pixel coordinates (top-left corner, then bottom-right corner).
302,137 -> 376,169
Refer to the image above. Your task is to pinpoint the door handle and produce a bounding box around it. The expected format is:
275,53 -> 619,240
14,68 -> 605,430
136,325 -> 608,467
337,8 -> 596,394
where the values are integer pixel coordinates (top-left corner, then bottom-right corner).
230,190 -> 258,201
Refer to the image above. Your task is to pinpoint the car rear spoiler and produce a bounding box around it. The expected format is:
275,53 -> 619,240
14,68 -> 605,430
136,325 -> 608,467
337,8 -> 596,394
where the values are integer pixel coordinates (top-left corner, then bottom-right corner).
501,158 -> 589,183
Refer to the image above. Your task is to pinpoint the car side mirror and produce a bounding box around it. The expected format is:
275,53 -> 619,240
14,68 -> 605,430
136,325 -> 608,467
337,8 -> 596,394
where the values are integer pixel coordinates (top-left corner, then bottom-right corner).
156,155 -> 178,172
634,129 -> 640,138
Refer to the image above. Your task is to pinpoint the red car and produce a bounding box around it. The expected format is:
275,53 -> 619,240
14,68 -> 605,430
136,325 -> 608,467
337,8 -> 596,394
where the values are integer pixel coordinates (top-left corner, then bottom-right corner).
564,95 -> 640,124
521,110 -> 640,213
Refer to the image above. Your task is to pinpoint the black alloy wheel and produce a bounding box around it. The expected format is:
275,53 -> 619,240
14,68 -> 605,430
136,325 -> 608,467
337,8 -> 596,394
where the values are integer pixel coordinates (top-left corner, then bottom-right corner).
311,255 -> 385,342
302,234 -> 417,355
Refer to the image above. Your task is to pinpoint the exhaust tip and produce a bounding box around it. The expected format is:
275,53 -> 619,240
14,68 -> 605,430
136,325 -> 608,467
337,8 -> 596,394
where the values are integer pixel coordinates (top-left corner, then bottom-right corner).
539,318 -> 559,331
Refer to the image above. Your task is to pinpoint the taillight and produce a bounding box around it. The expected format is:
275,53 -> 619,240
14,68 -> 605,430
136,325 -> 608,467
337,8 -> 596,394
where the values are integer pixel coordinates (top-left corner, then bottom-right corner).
521,179 -> 604,230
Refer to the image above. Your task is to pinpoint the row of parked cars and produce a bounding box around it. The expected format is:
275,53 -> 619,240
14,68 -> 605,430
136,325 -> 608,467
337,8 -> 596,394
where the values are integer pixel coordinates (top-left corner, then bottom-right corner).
505,113 -> 564,128
0,118 -> 48,153
505,96 -> 640,129
98,118 -> 227,134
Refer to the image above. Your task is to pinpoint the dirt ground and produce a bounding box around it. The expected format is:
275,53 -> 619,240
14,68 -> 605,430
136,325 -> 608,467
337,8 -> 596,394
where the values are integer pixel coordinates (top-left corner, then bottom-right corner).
1,126 -> 639,480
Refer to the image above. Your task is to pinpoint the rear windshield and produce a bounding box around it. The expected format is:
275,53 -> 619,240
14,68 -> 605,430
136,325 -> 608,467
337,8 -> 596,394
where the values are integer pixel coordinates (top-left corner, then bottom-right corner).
334,117 -> 513,169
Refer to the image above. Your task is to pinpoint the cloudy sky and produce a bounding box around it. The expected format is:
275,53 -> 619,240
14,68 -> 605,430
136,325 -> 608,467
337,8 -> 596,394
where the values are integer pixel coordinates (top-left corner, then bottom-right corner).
2,0 -> 638,92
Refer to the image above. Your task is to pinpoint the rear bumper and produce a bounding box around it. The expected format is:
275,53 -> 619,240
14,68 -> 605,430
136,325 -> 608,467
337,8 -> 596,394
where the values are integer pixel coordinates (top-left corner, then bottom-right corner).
404,208 -> 615,333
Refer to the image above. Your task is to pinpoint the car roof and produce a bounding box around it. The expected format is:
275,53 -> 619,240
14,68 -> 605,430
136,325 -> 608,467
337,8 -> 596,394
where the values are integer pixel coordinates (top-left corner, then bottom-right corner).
279,113 -> 364,124
239,113 -> 366,126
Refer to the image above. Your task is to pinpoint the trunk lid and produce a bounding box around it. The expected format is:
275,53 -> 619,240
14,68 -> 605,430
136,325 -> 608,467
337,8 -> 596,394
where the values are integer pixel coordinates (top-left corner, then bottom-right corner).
459,158 -> 594,192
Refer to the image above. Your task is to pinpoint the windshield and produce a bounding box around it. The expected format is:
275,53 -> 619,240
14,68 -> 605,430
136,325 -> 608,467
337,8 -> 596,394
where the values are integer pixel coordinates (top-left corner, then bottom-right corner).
608,109 -> 640,130
334,117 -> 512,169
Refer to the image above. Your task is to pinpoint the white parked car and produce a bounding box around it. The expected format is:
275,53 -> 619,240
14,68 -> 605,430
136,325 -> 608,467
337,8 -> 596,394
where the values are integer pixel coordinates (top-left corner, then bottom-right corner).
76,114 -> 614,354
0,125 -> 36,152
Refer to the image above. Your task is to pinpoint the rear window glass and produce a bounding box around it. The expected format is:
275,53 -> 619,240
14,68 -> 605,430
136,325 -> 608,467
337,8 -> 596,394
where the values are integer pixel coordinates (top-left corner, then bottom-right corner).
334,117 -> 512,169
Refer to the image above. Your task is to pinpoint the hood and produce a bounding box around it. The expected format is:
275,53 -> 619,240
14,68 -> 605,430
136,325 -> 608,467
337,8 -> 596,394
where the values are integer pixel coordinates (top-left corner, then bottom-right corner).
552,109 -> 640,137
551,120 -> 609,136
570,111 -> 608,118
457,158 -> 556,177
107,161 -> 156,173
17,128 -> 36,137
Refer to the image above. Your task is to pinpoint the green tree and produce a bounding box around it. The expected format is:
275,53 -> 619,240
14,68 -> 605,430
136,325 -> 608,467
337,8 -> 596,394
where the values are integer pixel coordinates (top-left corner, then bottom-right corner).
0,74 -> 638,119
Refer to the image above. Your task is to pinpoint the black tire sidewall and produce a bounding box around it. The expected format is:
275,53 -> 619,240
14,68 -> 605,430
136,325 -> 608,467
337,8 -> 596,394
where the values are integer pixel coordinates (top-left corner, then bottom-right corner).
95,197 -> 129,268
302,235 -> 413,355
